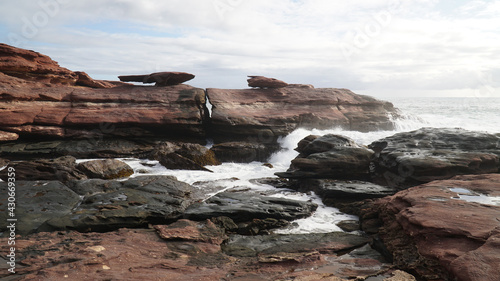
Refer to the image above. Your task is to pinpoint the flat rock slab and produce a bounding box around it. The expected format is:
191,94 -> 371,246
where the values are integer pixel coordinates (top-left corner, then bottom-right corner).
222,232 -> 370,257
369,127 -> 500,188
118,71 -> 195,86
0,181 -> 81,235
362,174 -> 500,281
184,191 -> 318,222
0,226 -> 413,281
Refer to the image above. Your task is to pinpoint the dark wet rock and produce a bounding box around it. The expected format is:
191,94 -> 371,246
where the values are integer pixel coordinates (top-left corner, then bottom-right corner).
247,75 -> 288,88
296,179 -> 396,206
0,181 -> 81,235
76,159 -> 134,179
151,142 -> 220,171
210,141 -> 279,163
222,232 -> 369,257
369,127 -> 500,188
184,191 -> 318,223
0,156 -> 87,182
0,158 -> 8,167
118,71 -> 195,86
44,176 -> 199,232
277,134 -> 374,180
360,174 -> 500,280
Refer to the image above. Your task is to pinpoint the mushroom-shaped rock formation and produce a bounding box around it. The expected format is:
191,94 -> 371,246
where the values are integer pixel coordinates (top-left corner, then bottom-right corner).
247,75 -> 288,88
118,71 -> 195,86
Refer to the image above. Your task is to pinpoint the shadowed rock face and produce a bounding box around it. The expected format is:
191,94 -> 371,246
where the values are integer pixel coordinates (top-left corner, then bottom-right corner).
360,174 -> 500,281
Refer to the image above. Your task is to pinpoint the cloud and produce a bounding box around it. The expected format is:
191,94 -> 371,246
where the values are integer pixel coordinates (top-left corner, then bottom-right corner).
0,0 -> 499,97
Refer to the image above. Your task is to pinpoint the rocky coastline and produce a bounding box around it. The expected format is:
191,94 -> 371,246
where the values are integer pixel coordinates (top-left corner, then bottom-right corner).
1,44 -> 500,280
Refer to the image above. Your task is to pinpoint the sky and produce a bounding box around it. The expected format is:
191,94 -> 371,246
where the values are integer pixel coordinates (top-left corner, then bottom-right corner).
0,0 -> 499,98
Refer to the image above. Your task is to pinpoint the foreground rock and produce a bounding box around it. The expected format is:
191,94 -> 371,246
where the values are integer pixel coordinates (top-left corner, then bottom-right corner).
0,176 -> 199,234
0,222 -> 414,280
118,71 -> 195,86
369,128 -> 500,188
276,134 -> 374,180
360,174 -> 500,281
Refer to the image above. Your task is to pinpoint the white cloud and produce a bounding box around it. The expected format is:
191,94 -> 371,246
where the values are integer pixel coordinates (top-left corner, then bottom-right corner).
0,0 -> 499,97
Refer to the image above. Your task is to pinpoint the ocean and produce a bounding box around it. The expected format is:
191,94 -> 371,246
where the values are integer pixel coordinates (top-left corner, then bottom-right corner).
120,96 -> 500,234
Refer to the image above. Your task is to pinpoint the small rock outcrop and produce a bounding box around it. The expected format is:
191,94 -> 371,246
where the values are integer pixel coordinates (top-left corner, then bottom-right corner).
276,134 -> 374,180
118,71 -> 195,86
247,75 -> 288,88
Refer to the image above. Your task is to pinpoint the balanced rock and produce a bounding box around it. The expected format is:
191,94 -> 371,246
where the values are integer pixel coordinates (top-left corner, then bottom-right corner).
247,75 -> 288,88
118,71 -> 195,86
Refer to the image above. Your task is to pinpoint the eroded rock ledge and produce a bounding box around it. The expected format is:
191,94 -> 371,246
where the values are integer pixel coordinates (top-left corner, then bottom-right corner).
0,43 -> 399,162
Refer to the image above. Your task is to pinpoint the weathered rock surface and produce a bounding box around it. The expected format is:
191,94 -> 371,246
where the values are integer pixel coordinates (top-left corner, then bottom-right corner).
0,224 -> 414,281
118,71 -> 195,86
0,130 -> 18,141
76,159 -> 134,179
277,134 -> 374,180
247,75 -> 288,88
360,174 -> 500,281
369,128 -> 500,188
0,156 -> 87,182
207,87 -> 398,147
184,191 -> 318,222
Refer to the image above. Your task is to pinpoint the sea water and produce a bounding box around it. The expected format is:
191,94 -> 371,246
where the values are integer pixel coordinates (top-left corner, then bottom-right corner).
121,97 -> 500,234
3,97 -> 500,233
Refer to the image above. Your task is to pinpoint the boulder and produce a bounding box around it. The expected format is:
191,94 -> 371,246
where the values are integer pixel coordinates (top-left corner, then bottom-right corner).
276,134 -> 374,180
150,141 -> 220,171
247,75 -> 288,88
369,128 -> 500,188
184,191 -> 318,222
118,71 -> 195,86
360,174 -> 500,280
76,159 -> 134,179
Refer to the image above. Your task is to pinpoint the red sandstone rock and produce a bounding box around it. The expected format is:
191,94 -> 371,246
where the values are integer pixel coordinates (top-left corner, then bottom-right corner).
118,71 -> 195,86
247,75 -> 288,88
362,174 -> 500,280
0,130 -> 18,141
